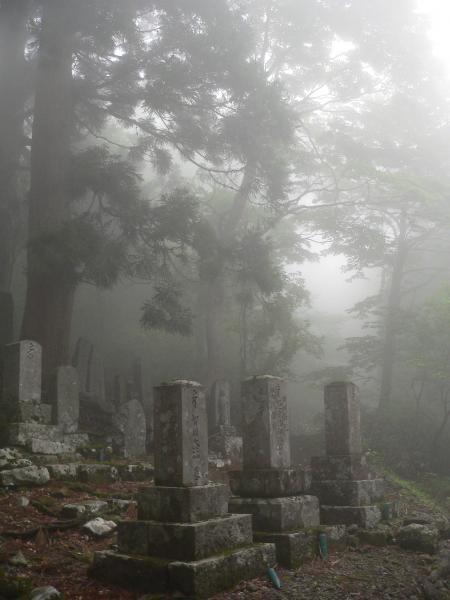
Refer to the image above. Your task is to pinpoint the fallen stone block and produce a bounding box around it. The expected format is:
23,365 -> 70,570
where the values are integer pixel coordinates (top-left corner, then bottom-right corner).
137,483 -> 229,523
62,500 -> 108,519
28,439 -> 76,455
228,495 -> 320,532
117,463 -> 154,482
118,514 -> 252,561
1,466 -> 50,487
9,423 -> 62,446
46,464 -> 78,481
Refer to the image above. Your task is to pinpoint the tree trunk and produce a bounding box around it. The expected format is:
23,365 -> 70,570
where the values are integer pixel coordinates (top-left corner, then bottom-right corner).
378,213 -> 408,412
0,0 -> 30,291
21,0 -> 74,387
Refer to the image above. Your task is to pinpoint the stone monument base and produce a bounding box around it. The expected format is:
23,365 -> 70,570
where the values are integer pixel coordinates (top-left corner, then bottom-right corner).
320,505 -> 382,528
230,468 -> 310,497
311,478 -> 384,506
92,543 -> 276,598
229,494 -> 320,531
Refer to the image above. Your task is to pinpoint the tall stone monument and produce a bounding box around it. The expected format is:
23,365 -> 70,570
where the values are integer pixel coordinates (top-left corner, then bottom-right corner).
229,376 -> 320,568
92,379 -> 276,598
208,379 -> 242,465
311,382 -> 384,528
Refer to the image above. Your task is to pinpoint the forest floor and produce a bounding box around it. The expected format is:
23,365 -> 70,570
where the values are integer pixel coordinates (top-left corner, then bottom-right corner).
0,472 -> 448,600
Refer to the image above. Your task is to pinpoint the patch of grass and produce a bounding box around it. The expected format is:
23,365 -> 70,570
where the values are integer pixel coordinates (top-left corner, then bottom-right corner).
380,465 -> 447,513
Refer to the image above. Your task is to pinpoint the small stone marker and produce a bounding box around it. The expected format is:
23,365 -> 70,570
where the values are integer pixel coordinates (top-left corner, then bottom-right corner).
324,381 -> 361,455
242,375 -> 290,470
2,340 -> 42,404
54,366 -> 79,433
113,399 -> 146,458
154,380 -> 208,486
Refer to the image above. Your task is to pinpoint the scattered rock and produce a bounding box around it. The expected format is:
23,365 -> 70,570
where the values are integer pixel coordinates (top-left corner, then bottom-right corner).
110,498 -> 137,512
61,499 -> 108,519
83,517 -> 117,537
358,525 -> 392,547
17,496 -> 30,507
398,524 -> 439,554
30,586 -> 62,599
9,550 -> 29,567
0,465 -> 50,487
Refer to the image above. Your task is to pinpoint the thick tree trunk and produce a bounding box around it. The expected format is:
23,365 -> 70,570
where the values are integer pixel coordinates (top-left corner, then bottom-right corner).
202,165 -> 256,386
0,0 -> 30,291
378,214 -> 408,412
21,0 -> 74,387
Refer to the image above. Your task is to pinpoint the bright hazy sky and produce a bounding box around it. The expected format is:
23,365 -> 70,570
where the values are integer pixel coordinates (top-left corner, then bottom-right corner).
419,0 -> 450,69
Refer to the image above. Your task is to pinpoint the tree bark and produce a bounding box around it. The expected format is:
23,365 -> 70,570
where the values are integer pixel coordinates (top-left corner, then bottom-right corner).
0,0 -> 31,291
21,0 -> 74,387
378,213 -> 408,412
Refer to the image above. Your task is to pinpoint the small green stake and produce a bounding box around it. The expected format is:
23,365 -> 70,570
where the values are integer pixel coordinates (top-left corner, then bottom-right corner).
319,532 -> 329,560
268,567 -> 282,589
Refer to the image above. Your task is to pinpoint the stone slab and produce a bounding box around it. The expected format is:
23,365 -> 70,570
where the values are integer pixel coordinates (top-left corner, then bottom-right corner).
118,514 -> 252,561
117,463 -> 154,482
46,464 -> 79,481
138,483 -> 228,523
28,439 -> 76,455
312,479 -> 384,506
324,382 -> 361,456
168,543 -> 276,598
311,454 -> 370,481
9,423 -> 62,446
229,495 -> 320,532
254,530 -> 315,568
320,505 -> 382,528
6,400 -> 52,425
154,380 -> 208,487
242,376 -> 290,470
230,468 -> 310,498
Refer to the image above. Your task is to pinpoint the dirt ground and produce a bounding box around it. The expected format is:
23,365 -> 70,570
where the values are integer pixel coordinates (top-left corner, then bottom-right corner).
0,478 -> 447,599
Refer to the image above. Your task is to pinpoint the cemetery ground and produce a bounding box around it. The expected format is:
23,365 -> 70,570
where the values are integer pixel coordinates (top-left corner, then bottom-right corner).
0,468 -> 448,600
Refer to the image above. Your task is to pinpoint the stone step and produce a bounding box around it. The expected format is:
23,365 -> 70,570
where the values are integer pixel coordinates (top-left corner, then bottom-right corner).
28,439 -> 76,455
118,514 -> 253,561
91,543 -> 276,598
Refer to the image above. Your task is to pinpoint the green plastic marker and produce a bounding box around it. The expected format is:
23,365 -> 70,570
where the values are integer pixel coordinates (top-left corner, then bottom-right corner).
319,533 -> 329,560
268,567 -> 282,589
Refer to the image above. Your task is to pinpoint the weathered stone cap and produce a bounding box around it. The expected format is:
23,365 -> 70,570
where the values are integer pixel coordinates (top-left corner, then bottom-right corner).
158,379 -> 202,387
243,375 -> 283,382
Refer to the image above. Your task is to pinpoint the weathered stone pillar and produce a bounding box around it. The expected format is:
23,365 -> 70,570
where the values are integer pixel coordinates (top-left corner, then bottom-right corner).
53,365 -> 79,433
311,382 -> 384,529
208,379 -> 242,466
92,378 -> 276,597
229,375 -> 320,569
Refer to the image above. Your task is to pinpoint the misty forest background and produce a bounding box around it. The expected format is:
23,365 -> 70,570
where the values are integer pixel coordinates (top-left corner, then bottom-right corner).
2,0 -> 450,476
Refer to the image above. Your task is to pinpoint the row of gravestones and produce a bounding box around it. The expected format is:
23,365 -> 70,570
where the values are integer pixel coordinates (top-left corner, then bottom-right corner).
92,377 -> 386,598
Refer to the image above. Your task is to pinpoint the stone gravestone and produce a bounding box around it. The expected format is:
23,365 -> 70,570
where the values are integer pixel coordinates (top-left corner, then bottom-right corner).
113,398 -> 146,458
0,341 -> 51,425
311,382 -> 384,528
53,366 -> 79,433
73,338 -> 92,395
208,380 -> 242,466
229,375 -> 320,568
92,379 -> 275,597
154,380 -> 208,486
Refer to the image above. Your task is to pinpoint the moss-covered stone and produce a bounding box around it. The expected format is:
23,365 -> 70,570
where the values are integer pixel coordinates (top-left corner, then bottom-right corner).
0,567 -> 32,598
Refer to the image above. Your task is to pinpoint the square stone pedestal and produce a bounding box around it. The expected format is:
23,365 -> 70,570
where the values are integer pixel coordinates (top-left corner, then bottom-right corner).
253,530 -> 316,569
320,505 -> 382,528
230,468 -> 311,498
312,479 -> 385,506
92,482 -> 276,597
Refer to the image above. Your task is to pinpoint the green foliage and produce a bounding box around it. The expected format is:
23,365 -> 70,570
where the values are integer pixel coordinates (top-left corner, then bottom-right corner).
141,283 -> 193,336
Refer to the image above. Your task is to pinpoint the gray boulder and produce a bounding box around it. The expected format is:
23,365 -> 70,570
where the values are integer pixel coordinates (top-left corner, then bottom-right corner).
83,517 -> 117,537
30,587 -> 62,600
0,465 -> 50,487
